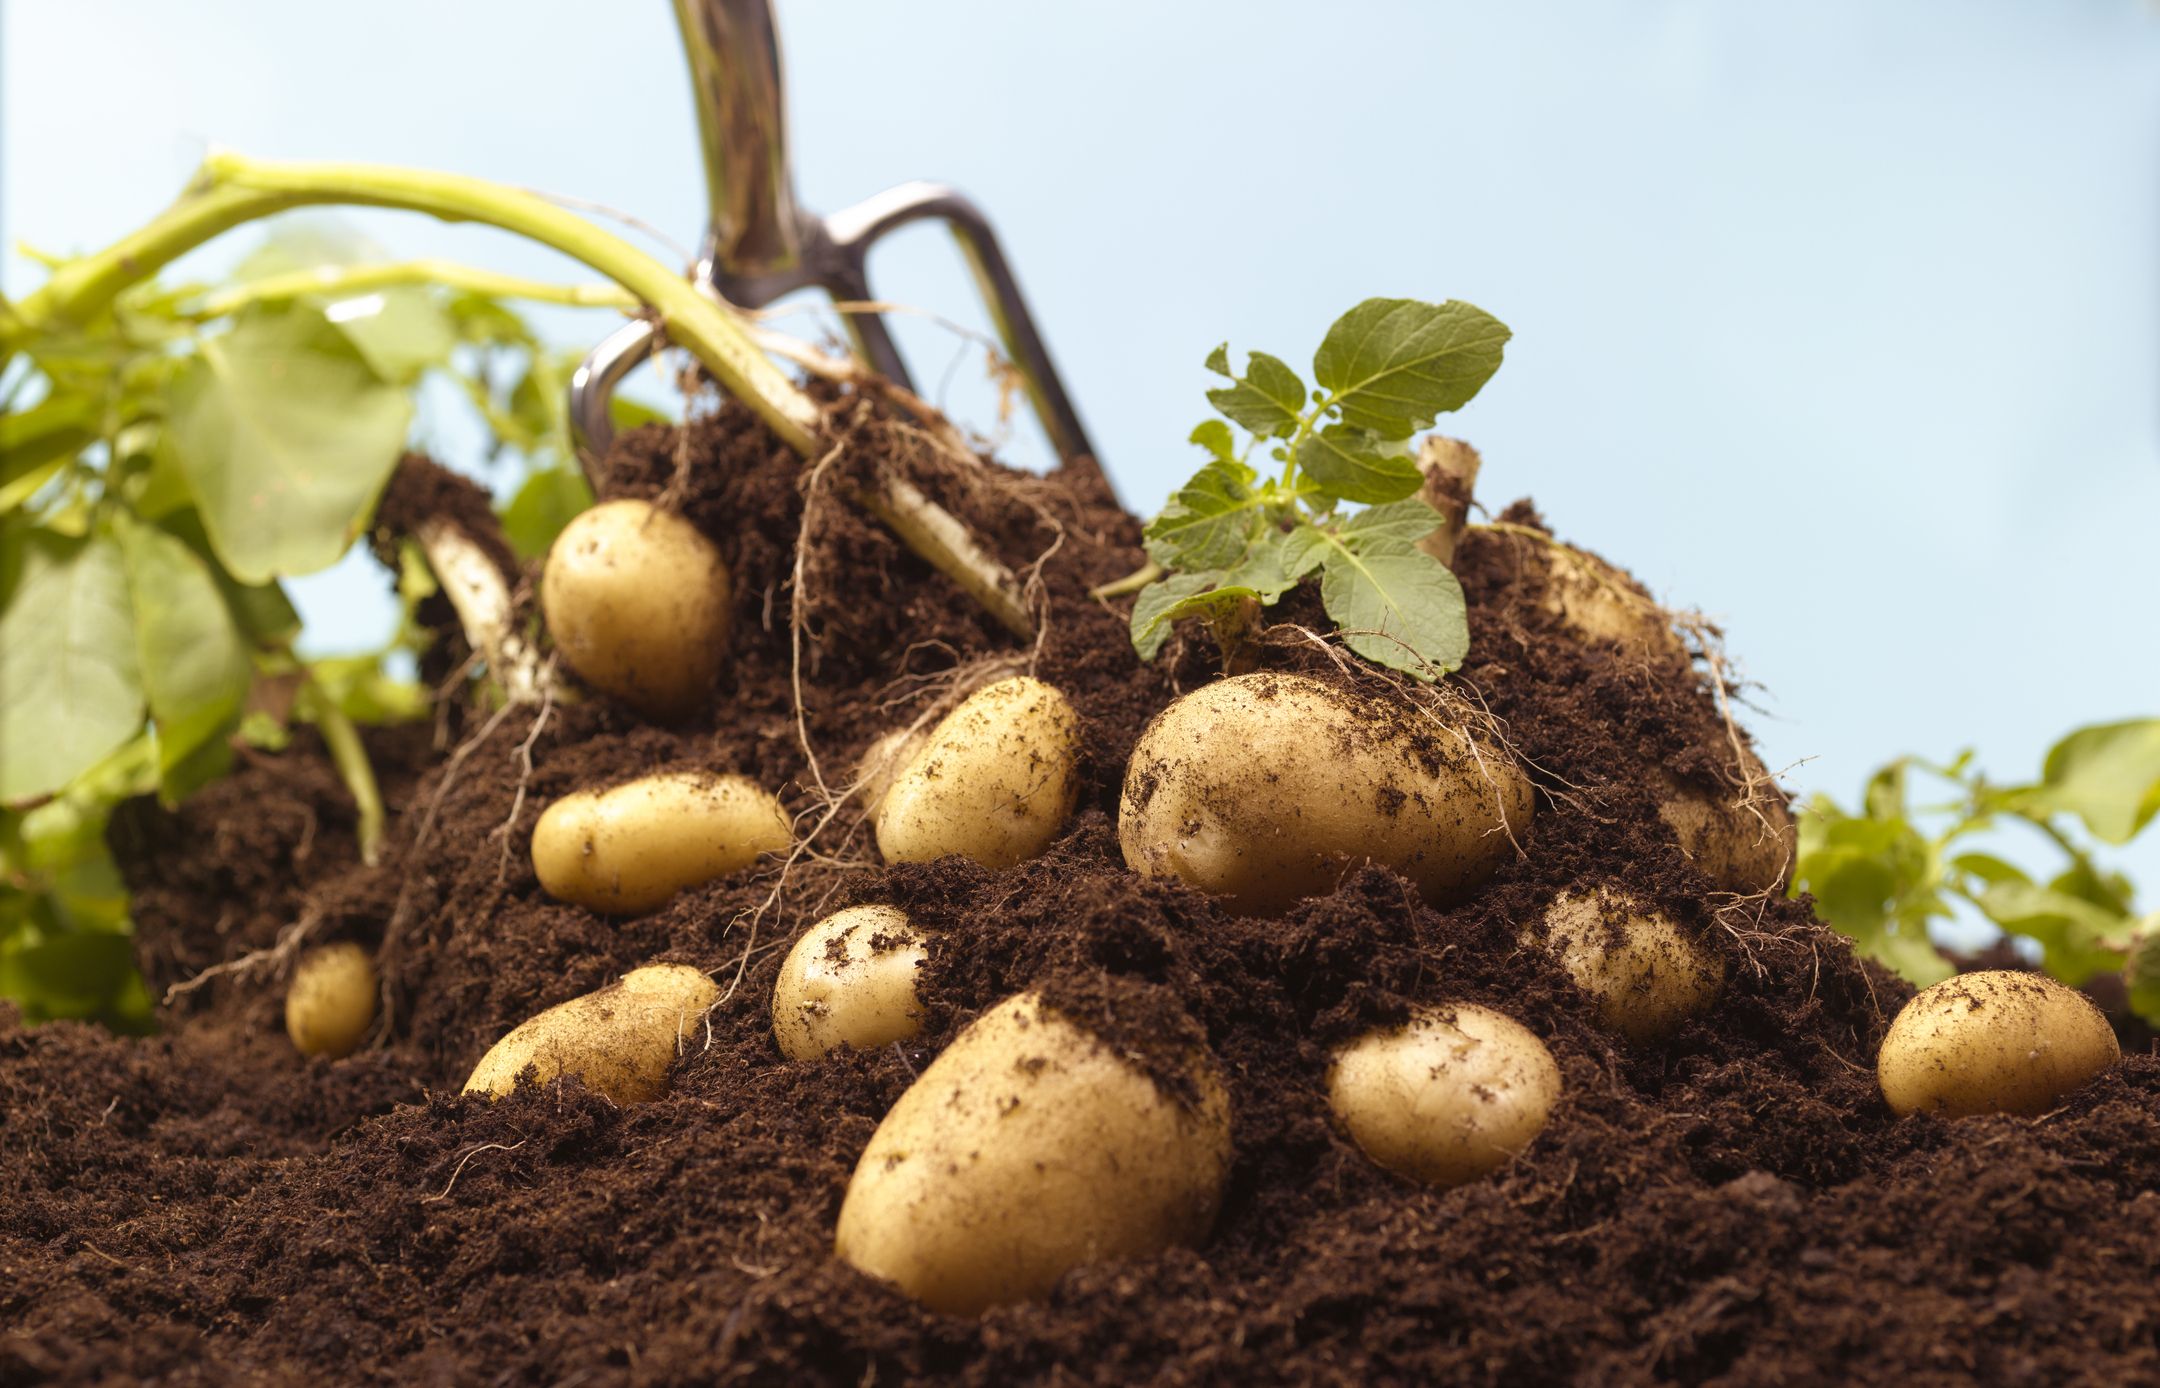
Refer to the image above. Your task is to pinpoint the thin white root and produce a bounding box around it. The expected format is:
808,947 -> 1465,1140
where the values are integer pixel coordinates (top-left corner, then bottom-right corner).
162,906 -> 326,1005
413,518 -> 544,705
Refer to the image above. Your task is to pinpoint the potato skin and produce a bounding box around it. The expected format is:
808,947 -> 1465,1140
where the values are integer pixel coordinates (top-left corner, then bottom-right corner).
1536,542 -> 1686,662
541,499 -> 731,722
875,677 -> 1081,871
1878,970 -> 2119,1118
855,727 -> 929,820
1119,673 -> 1533,916
284,942 -> 377,1059
1329,1003 -> 1560,1187
834,992 -> 1232,1315
532,771 -> 790,915
1658,770 -> 1795,895
1530,888 -> 1724,1043
772,905 -> 927,1061
463,962 -> 720,1103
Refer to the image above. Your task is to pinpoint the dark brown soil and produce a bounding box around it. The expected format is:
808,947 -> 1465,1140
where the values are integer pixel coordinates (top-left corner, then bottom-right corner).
5,398 -> 2157,1386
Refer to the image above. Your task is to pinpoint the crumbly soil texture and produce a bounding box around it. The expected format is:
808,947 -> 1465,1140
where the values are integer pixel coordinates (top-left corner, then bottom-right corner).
6,397 -> 2158,1387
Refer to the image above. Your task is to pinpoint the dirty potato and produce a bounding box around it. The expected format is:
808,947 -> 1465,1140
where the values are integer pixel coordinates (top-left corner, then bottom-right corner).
541,499 -> 732,722
463,962 -> 721,1104
875,677 -> 1081,871
531,771 -> 790,915
771,905 -> 928,1061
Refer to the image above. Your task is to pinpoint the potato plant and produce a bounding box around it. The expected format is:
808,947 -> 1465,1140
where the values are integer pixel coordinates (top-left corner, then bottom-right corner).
1793,720 -> 2160,1017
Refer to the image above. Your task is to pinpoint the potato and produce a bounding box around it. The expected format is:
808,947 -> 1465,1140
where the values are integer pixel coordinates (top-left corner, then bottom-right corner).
1658,768 -> 1795,894
1528,887 -> 1724,1043
464,962 -> 720,1103
1119,673 -> 1533,916
532,771 -> 790,915
875,677 -> 1081,871
856,727 -> 929,819
771,905 -> 928,1061
1329,1003 -> 1560,1186
541,498 -> 731,722
284,942 -> 377,1060
1878,969 -> 2119,1118
1533,541 -> 1686,662
834,991 -> 1231,1314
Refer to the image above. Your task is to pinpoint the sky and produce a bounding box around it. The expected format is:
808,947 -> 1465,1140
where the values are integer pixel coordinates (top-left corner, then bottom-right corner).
5,0 -> 2158,894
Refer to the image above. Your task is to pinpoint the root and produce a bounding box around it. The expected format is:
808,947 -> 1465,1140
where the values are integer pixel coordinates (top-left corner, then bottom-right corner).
790,439 -> 853,799
494,668 -> 557,884
413,517 -> 545,706
421,1138 -> 528,1203
162,905 -> 326,1006
1672,610 -> 1800,884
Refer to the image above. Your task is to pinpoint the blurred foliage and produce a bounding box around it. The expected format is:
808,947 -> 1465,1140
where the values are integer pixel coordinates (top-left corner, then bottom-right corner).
1793,719 -> 2160,1018
0,219 -> 614,1029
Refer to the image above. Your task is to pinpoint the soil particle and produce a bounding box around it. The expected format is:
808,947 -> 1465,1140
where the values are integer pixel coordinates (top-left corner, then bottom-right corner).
5,392 -> 2156,1385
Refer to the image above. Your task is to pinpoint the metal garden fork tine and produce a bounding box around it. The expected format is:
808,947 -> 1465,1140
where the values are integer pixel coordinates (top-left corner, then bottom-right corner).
568,0 -> 1096,477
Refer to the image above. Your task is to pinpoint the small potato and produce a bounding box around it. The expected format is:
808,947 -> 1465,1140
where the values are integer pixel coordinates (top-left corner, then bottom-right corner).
1878,970 -> 2119,1118
834,991 -> 1231,1315
1529,888 -> 1723,1043
1535,541 -> 1686,663
1658,769 -> 1795,895
855,727 -> 929,819
284,942 -> 377,1060
1329,1003 -> 1560,1187
464,962 -> 720,1104
772,905 -> 927,1061
532,771 -> 790,915
875,677 -> 1081,871
1119,673 -> 1533,916
541,499 -> 731,722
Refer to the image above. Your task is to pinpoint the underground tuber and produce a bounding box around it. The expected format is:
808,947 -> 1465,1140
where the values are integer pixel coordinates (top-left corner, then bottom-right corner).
1877,969 -> 2119,1118
771,905 -> 927,1061
530,771 -> 791,915
1329,1003 -> 1561,1187
463,962 -> 720,1104
1527,887 -> 1726,1044
1119,673 -> 1532,915
283,943 -> 378,1060
541,498 -> 732,723
874,677 -> 1081,871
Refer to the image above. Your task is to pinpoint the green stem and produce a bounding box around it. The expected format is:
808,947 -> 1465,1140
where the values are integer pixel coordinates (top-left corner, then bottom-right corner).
309,690 -> 386,868
10,154 -> 819,454
188,260 -> 638,319
1088,560 -> 1162,601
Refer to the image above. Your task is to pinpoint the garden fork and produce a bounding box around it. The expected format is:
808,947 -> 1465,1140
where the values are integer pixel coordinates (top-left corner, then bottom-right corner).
569,0 -> 1096,475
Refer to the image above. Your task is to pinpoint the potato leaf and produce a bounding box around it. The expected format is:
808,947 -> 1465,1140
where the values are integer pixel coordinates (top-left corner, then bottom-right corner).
0,529 -> 146,802
163,303 -> 412,583
1204,346 -> 1307,439
114,512 -> 251,781
1142,457 -> 1267,570
1339,497 -> 1447,546
1313,533 -> 1469,677
1188,419 -> 1238,464
1130,574 -> 1265,661
1295,424 -> 1425,505
1976,880 -> 2134,986
2018,719 -> 2160,845
1314,298 -> 1511,440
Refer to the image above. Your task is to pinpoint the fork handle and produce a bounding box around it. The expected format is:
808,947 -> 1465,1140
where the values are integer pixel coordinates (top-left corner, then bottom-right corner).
673,0 -> 802,283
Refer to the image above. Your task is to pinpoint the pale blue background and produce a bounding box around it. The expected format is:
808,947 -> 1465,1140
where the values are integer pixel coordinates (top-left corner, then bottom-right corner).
6,1 -> 2158,900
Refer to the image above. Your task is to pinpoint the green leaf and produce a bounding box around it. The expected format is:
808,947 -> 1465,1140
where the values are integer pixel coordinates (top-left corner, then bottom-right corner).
2019,719 -> 2160,845
1313,535 -> 1469,677
1791,799 -> 1953,985
1296,424 -> 1425,505
236,223 -> 457,384
500,464 -> 596,562
1313,298 -> 1511,439
0,395 -> 96,511
1205,348 -> 1307,439
1976,880 -> 2134,986
163,303 -> 413,582
1142,458 -> 1267,570
0,528 -> 145,802
1188,419 -> 1238,464
114,512 -> 251,780
2125,921 -> 2160,1027
1129,573 -> 1263,661
1339,498 -> 1446,546
158,510 -> 302,646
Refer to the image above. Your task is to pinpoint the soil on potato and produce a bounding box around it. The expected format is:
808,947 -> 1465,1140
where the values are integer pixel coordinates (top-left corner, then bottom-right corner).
6,397 -> 2159,1386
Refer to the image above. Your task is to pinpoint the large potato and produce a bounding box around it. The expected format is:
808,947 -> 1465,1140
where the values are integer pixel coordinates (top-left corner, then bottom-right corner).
855,726 -> 929,819
875,677 -> 1081,871
532,771 -> 790,915
1878,970 -> 2119,1118
834,991 -> 1232,1315
771,905 -> 927,1061
284,942 -> 377,1059
1528,887 -> 1724,1043
541,499 -> 731,722
1658,771 -> 1795,895
1534,541 -> 1687,663
464,962 -> 720,1103
1328,1002 -> 1560,1187
1119,673 -> 1534,916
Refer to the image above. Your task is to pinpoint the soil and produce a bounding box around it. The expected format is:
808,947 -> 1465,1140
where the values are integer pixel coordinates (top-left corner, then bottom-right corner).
6,397 -> 2159,1386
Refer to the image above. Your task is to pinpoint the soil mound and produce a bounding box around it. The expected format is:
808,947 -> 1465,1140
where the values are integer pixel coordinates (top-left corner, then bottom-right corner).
5,396 -> 2156,1386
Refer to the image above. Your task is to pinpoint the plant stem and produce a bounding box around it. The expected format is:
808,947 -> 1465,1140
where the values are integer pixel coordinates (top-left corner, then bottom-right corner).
308,689 -> 386,867
188,260 -> 638,319
10,155 -> 819,453
1088,560 -> 1162,601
